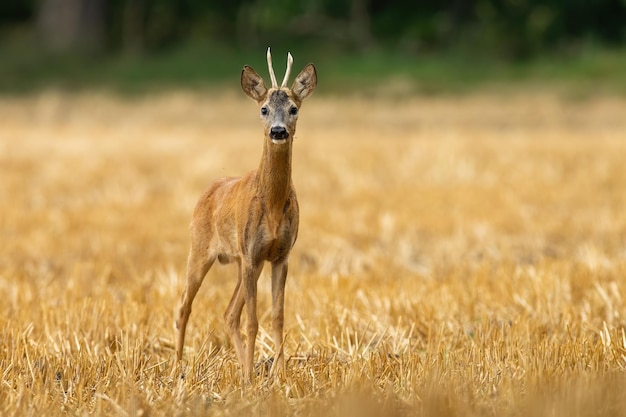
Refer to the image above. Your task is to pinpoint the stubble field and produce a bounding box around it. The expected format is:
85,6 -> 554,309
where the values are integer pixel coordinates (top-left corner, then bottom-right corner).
1,90 -> 626,416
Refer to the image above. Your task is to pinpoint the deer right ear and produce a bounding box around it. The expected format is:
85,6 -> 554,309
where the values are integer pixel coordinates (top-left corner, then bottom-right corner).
241,65 -> 268,101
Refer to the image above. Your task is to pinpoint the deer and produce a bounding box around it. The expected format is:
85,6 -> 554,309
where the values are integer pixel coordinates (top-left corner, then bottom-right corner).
175,48 -> 317,380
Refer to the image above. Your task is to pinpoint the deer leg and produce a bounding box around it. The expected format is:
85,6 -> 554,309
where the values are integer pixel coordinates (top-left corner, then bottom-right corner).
224,263 -> 246,366
175,248 -> 215,361
270,261 -> 288,376
241,261 -> 263,380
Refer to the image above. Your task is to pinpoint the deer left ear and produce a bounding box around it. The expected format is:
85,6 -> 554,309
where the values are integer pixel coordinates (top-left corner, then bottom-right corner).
291,64 -> 317,102
241,65 -> 268,102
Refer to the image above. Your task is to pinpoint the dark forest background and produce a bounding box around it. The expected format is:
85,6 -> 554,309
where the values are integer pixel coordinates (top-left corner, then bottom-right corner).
1,0 -> 625,92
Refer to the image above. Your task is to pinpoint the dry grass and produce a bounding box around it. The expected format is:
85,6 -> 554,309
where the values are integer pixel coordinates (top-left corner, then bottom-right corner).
1,90 -> 626,416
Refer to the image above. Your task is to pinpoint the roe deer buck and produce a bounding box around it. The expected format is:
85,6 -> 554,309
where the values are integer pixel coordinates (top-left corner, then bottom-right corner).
175,48 -> 317,380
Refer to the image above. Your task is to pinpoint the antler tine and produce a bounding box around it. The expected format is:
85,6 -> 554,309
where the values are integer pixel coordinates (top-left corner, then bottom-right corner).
267,47 -> 278,88
281,52 -> 293,88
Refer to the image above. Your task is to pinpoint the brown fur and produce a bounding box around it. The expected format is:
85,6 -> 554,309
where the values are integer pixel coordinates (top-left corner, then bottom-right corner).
175,56 -> 317,380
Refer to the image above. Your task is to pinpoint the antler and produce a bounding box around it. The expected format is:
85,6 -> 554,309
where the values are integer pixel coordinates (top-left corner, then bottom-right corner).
267,48 -> 293,89
267,47 -> 278,88
281,52 -> 293,88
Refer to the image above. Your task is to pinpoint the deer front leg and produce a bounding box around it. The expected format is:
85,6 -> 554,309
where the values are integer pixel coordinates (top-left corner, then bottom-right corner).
270,261 -> 288,376
175,249 -> 215,361
241,261 -> 263,381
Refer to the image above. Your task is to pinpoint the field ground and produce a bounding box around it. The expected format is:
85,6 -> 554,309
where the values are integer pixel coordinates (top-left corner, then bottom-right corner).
1,90 -> 626,416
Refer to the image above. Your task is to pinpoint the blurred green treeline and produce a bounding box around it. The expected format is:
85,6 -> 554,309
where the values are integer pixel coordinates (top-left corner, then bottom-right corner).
3,0 -> 625,56
1,0 -> 625,92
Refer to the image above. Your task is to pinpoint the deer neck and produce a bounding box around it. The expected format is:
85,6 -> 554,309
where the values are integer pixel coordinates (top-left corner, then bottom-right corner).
256,137 -> 292,214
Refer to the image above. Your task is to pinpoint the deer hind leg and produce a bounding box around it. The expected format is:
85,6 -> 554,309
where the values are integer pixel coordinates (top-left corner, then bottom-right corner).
175,246 -> 215,361
270,261 -> 288,377
224,262 -> 246,366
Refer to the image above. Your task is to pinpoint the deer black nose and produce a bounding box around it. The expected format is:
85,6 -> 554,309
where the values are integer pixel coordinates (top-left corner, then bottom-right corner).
270,126 -> 288,140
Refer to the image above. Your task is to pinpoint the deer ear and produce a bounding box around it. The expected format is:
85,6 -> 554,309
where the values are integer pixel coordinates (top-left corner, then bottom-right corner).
241,65 -> 268,101
291,64 -> 317,102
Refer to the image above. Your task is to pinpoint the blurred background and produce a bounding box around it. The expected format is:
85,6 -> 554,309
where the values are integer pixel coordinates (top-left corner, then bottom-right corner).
1,0 -> 625,94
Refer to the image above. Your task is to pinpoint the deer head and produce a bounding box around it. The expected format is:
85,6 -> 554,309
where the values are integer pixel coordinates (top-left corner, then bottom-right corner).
241,48 -> 317,145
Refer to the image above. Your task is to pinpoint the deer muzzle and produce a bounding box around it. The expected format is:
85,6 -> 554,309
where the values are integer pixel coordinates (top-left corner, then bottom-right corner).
269,126 -> 289,142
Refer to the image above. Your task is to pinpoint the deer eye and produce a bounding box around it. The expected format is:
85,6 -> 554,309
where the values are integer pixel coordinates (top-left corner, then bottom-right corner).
289,106 -> 298,116
261,107 -> 269,116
